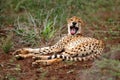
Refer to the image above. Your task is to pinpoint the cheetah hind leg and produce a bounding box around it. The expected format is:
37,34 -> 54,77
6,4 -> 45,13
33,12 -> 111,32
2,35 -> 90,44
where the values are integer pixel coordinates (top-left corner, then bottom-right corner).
32,58 -> 62,66
32,55 -> 50,60
32,55 -> 62,65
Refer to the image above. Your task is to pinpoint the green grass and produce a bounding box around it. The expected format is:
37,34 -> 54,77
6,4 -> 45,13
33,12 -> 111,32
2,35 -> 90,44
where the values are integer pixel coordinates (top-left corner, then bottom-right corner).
1,0 -> 120,38
1,34 -> 13,53
1,0 -> 119,26
41,21 -> 56,41
0,0 -> 120,80
39,70 -> 48,80
4,74 -> 16,80
96,59 -> 120,76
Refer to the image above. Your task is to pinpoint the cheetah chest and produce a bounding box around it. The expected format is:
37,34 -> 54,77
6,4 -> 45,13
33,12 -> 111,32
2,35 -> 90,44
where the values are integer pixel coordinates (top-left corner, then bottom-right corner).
64,37 -> 90,50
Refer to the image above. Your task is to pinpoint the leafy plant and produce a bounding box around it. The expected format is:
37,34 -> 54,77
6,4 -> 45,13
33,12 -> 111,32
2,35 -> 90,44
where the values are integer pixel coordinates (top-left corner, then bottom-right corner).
40,70 -> 48,80
1,35 -> 13,53
4,74 -> 16,80
41,21 -> 56,41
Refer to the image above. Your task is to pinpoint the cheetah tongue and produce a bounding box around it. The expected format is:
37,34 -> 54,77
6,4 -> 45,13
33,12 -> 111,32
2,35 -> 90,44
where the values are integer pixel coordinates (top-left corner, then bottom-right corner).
70,28 -> 76,35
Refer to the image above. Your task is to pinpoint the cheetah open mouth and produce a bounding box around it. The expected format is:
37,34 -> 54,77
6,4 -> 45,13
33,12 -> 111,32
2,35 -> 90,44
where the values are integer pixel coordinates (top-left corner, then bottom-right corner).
70,26 -> 79,35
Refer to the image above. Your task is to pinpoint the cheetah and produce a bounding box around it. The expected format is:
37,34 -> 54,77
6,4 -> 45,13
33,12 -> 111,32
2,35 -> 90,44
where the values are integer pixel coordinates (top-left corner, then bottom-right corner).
13,16 -> 104,65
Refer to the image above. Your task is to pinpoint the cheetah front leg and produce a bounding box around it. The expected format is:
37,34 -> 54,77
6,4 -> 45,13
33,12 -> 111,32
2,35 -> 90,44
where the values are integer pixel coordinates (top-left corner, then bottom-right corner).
13,46 -> 63,59
13,48 -> 40,59
13,36 -> 67,60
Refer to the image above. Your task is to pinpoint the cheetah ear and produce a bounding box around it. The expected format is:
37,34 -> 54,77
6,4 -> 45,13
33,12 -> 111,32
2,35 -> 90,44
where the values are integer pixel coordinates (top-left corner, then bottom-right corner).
82,20 -> 85,27
79,18 -> 85,27
66,16 -> 74,23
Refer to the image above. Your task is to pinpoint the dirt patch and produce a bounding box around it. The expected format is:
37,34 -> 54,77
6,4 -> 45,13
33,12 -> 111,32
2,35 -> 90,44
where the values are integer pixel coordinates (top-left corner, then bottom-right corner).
0,53 -> 94,80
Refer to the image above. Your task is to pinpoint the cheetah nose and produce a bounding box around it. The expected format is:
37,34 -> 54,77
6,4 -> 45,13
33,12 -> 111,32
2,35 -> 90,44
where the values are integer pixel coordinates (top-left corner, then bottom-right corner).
72,22 -> 77,25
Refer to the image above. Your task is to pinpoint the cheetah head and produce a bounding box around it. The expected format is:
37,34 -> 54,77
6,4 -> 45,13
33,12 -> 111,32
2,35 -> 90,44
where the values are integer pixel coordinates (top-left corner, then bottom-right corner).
67,16 -> 84,35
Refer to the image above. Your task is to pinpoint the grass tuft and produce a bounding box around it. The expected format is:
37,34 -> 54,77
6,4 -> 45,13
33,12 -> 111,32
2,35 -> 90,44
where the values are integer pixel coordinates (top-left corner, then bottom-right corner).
41,21 -> 56,41
1,34 -> 13,53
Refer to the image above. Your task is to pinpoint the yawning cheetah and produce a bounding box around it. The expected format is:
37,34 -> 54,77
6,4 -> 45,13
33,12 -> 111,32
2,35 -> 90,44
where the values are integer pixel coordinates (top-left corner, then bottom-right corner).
13,16 -> 104,65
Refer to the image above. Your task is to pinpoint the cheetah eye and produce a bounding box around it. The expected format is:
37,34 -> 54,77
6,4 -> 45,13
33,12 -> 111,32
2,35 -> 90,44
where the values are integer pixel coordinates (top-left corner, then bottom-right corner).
70,19 -> 73,21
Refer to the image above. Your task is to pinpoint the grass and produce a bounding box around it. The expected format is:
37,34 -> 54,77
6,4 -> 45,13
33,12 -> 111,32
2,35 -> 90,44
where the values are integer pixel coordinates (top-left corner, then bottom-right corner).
4,75 -> 16,80
79,45 -> 120,80
40,70 -> 48,80
1,0 -> 120,44
41,21 -> 56,41
97,59 -> 120,77
87,59 -> 120,80
0,0 -> 120,80
1,34 -> 13,53
78,59 -> 120,80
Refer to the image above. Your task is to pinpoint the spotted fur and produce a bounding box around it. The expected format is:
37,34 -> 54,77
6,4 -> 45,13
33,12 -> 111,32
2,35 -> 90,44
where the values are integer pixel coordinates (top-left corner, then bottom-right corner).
13,16 -> 104,65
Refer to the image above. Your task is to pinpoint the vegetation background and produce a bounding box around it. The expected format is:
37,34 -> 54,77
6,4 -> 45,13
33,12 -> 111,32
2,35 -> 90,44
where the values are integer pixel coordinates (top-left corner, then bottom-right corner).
0,0 -> 120,80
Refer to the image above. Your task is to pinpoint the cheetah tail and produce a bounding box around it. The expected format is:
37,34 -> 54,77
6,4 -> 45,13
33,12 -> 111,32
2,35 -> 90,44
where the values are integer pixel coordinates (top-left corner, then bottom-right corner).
47,54 -> 87,61
47,53 -> 101,62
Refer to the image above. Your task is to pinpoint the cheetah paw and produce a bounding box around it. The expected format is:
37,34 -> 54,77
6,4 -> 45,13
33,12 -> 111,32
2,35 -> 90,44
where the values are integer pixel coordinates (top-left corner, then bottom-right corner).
32,60 -> 50,66
13,48 -> 29,55
32,56 -> 42,61
15,55 -> 24,60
